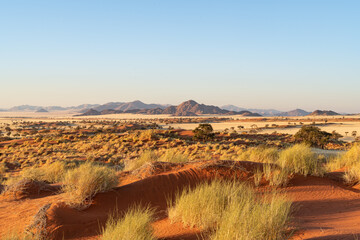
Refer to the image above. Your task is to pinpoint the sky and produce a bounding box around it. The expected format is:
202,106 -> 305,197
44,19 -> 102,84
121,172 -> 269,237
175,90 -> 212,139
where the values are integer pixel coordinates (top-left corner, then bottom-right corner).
0,0 -> 359,112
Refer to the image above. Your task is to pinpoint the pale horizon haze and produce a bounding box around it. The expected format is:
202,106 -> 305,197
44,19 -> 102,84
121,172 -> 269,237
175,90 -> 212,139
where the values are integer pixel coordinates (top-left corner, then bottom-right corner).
1,1 -> 359,113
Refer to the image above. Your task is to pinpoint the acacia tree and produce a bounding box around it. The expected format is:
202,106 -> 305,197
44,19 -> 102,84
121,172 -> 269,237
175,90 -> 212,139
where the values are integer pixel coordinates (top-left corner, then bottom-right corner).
294,125 -> 333,148
193,123 -> 215,141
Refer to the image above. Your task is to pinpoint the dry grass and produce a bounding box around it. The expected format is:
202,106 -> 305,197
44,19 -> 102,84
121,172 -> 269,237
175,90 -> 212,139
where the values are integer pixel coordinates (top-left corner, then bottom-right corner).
125,150 -> 159,172
326,143 -> 360,171
278,144 -> 324,176
101,205 -> 156,240
159,149 -> 188,163
168,180 -> 292,239
62,162 -> 118,208
211,192 -> 292,240
235,146 -> 279,163
21,161 -> 67,183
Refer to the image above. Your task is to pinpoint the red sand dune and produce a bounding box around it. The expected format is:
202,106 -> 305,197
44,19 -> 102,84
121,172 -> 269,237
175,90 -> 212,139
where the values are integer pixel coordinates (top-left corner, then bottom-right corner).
0,161 -> 360,239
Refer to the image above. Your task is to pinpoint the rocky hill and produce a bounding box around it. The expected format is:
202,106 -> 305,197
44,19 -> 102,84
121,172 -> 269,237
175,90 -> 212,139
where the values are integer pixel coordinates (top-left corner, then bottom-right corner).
309,110 -> 340,116
279,109 -> 311,117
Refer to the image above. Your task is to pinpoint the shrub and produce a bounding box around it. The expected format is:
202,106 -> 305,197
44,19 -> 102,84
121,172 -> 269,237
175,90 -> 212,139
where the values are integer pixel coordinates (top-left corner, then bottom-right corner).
102,205 -> 156,240
294,126 -> 332,148
277,144 -> 324,176
62,162 -> 118,208
193,124 -> 215,141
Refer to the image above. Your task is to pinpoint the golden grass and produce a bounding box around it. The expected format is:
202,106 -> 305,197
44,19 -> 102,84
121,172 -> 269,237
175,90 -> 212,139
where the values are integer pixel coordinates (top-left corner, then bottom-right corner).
62,162 -> 118,208
278,144 -> 324,176
211,192 -> 292,240
101,205 -> 156,240
21,161 -> 67,183
235,146 -> 279,163
168,180 -> 292,239
326,143 -> 360,171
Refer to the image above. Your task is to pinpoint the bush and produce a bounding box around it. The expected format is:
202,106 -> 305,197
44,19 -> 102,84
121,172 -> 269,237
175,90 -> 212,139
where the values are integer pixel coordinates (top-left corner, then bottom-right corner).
102,205 -> 156,240
62,162 -> 118,208
277,144 -> 324,176
193,124 -> 215,141
294,126 -> 332,148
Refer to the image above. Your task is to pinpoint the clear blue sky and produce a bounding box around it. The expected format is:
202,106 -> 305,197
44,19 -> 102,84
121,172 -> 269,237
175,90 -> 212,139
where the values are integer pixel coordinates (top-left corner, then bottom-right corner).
1,0 -> 359,112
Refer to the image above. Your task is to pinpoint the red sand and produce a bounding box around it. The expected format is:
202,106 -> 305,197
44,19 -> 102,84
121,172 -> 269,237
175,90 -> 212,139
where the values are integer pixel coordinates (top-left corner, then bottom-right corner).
0,161 -> 360,239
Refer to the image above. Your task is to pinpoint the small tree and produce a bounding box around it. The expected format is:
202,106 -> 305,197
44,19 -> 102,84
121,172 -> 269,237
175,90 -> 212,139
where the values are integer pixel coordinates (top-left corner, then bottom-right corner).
193,124 -> 215,141
294,126 -> 332,148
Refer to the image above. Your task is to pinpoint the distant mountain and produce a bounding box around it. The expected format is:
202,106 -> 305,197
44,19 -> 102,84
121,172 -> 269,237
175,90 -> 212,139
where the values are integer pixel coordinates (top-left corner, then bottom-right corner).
79,100 -> 261,117
93,100 -> 169,112
78,109 -> 102,116
279,109 -> 311,117
309,110 -> 340,116
35,108 -> 48,113
221,105 -> 281,116
221,105 -> 246,112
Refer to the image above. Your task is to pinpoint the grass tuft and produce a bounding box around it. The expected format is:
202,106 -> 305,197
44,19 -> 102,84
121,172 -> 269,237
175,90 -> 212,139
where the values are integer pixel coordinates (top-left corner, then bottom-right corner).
168,180 -> 292,239
101,205 -> 156,240
278,144 -> 324,176
62,162 -> 118,208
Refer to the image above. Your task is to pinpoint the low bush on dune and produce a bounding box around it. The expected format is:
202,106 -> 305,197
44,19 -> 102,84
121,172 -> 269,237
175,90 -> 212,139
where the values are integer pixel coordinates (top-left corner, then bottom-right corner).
62,162 -> 118,208
102,205 -> 156,240
277,144 -> 324,176
168,180 -> 292,239
21,161 -> 67,183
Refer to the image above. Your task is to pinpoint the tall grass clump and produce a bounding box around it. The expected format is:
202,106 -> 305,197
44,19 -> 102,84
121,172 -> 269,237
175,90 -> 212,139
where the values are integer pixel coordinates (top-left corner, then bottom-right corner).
21,161 -> 67,183
102,206 -> 156,240
62,162 -> 118,208
159,149 -> 189,163
326,143 -> 360,171
168,180 -> 292,239
211,192 -> 292,240
344,165 -> 360,184
125,150 -> 159,172
235,146 -> 279,163
278,144 -> 324,176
